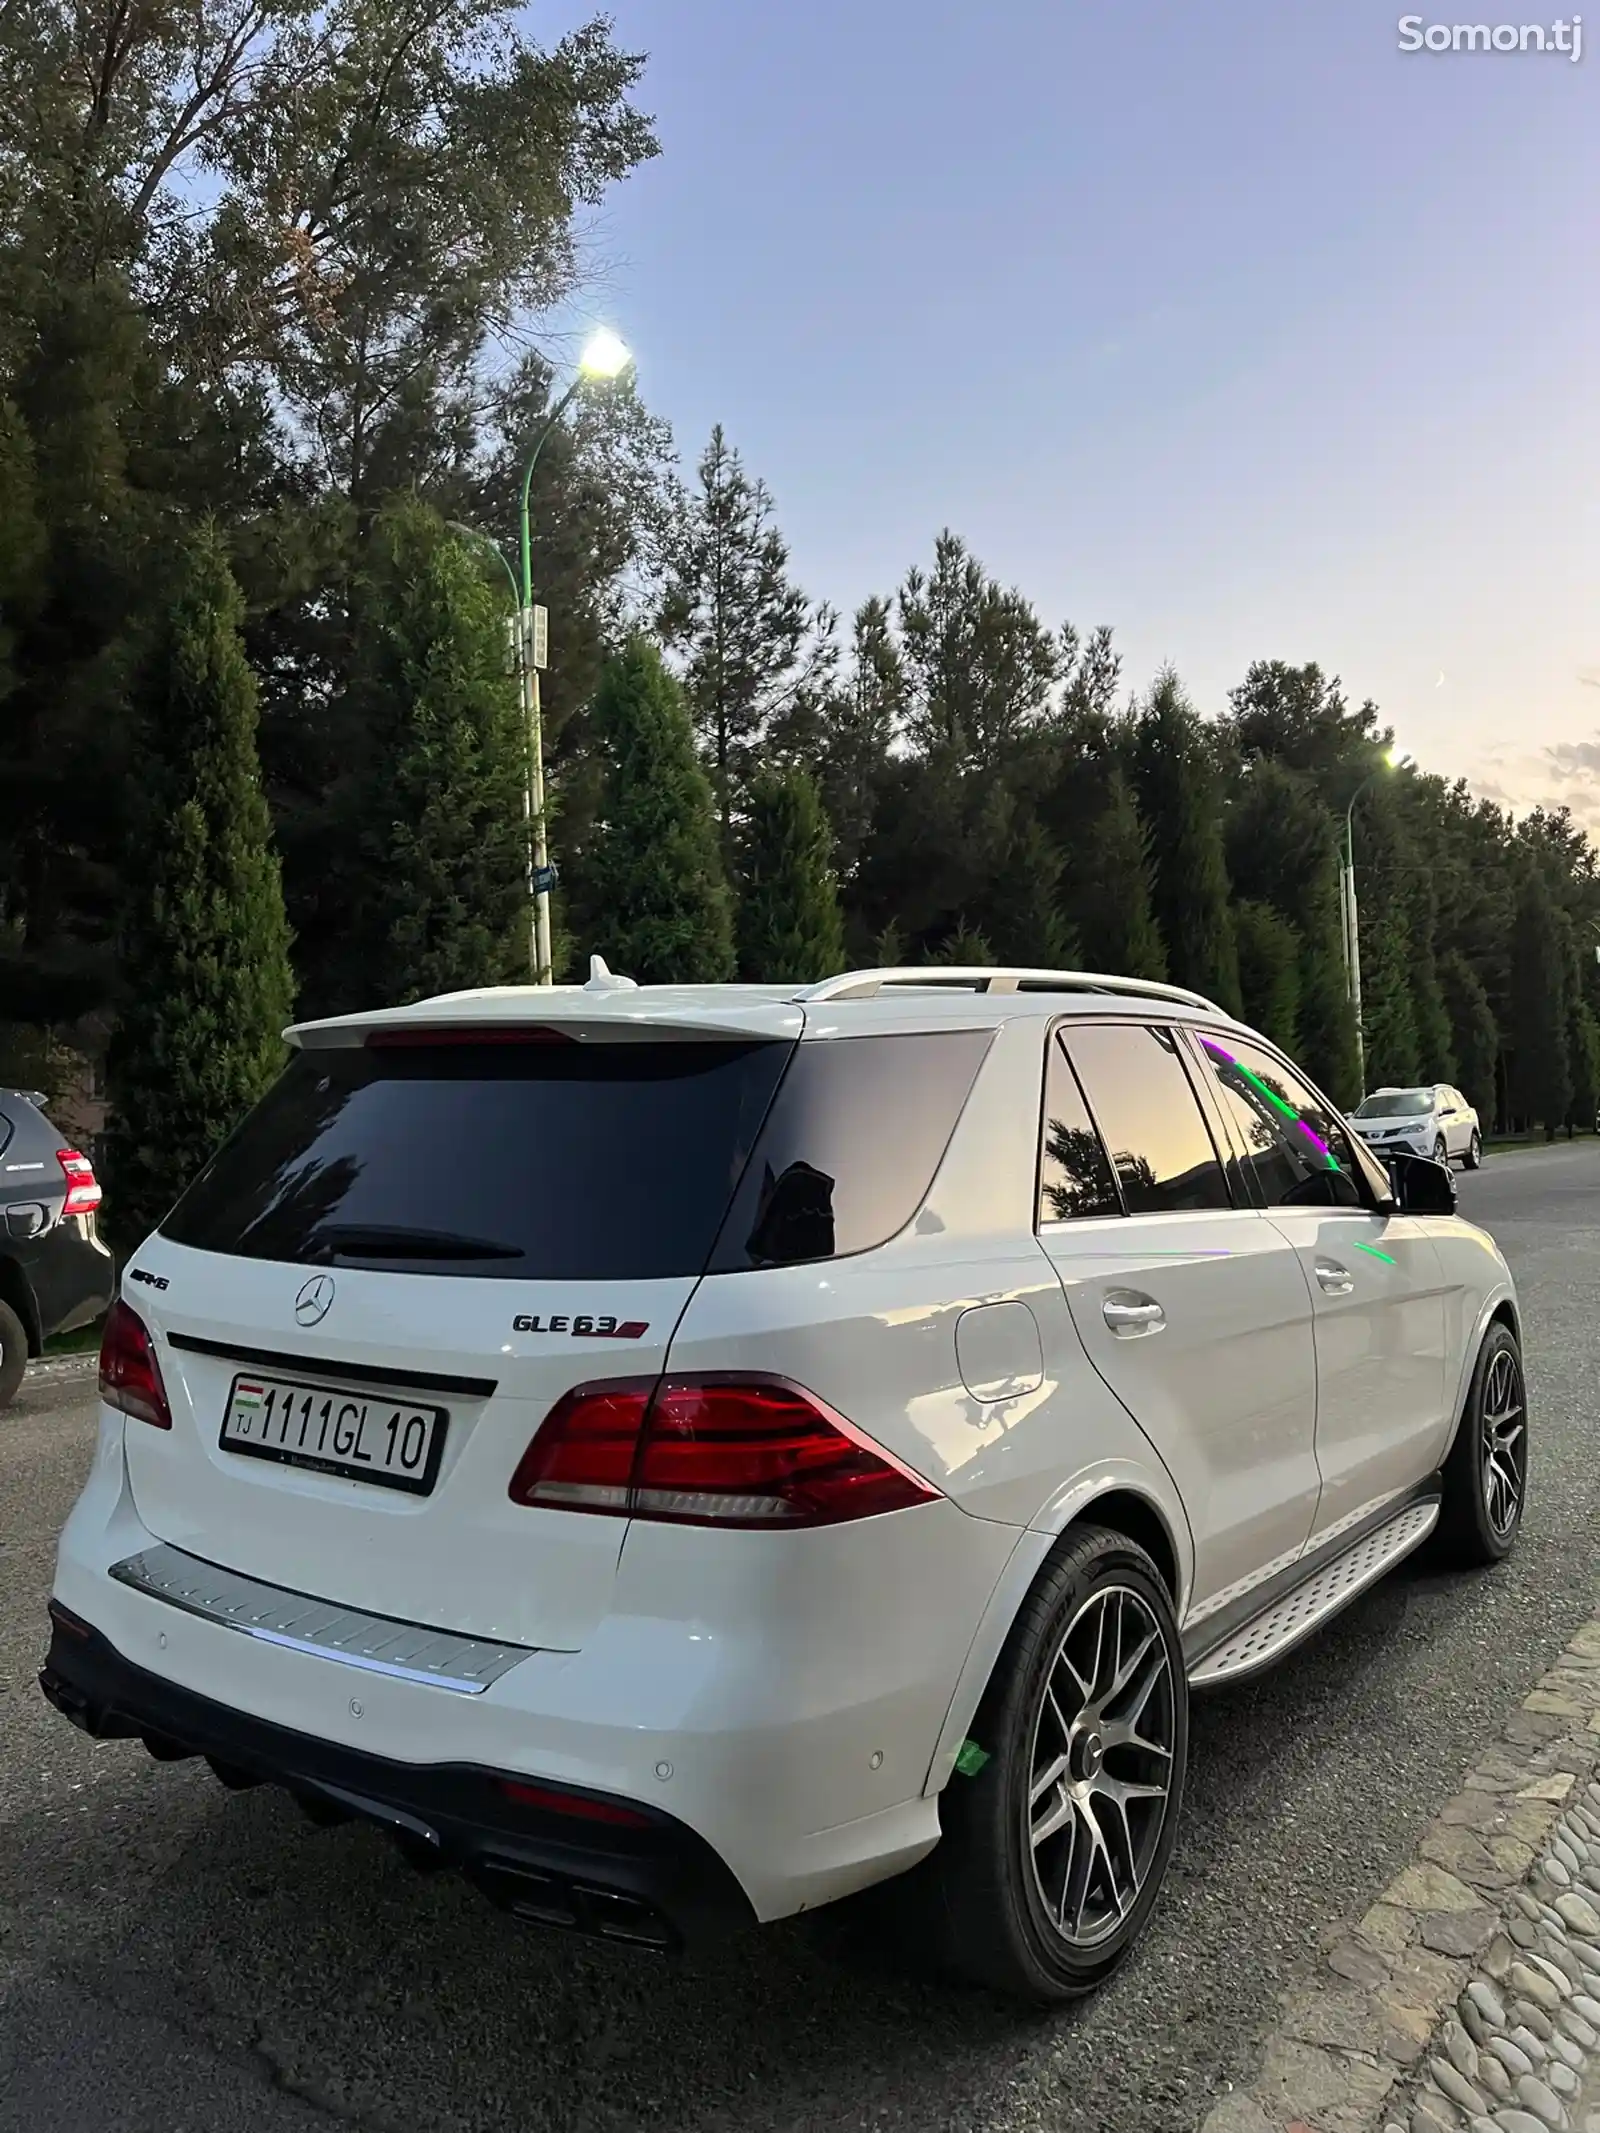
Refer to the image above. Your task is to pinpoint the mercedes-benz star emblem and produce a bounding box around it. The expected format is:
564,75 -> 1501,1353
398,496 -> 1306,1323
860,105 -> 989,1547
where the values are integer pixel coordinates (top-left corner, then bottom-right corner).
294,1274 -> 336,1327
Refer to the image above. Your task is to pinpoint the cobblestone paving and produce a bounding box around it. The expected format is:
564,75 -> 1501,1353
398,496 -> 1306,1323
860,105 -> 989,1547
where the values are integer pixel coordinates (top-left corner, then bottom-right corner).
1199,1618 -> 1600,2133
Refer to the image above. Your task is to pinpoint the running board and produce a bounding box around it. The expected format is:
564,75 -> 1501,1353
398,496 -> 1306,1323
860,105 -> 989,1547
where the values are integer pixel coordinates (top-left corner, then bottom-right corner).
1188,1498 -> 1439,1689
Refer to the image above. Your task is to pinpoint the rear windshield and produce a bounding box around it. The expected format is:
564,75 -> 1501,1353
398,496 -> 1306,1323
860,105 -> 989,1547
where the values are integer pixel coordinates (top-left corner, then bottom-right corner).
1352,1089 -> 1432,1118
160,1040 -> 794,1280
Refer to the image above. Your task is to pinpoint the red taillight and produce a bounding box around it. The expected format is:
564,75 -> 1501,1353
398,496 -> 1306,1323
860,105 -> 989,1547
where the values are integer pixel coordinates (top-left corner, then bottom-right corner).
509,1375 -> 941,1528
57,1148 -> 102,1216
99,1300 -> 172,1429
497,1778 -> 651,1828
507,1379 -> 653,1514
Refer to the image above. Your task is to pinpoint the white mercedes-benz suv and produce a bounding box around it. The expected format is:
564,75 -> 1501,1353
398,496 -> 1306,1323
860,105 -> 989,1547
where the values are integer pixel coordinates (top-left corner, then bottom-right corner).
42,962 -> 1525,2002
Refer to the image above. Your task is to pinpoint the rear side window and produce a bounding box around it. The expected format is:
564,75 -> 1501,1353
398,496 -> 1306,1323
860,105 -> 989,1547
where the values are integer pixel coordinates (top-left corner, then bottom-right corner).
0,1109 -> 12,1161
709,1031 -> 992,1270
1037,1034 -> 1121,1224
161,1040 -> 794,1281
1061,1023 -> 1231,1215
1191,1032 -> 1366,1209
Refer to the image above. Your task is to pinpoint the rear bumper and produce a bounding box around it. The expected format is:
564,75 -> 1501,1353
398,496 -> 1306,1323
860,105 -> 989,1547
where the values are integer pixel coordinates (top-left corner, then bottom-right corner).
40,1605 -> 754,1949
49,1410 -> 1000,1921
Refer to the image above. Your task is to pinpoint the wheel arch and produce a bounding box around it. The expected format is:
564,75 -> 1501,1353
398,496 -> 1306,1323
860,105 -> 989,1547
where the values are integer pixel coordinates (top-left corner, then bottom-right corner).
1440,1285 -> 1521,1465
0,1254 -> 41,1355
921,1480 -> 1188,1799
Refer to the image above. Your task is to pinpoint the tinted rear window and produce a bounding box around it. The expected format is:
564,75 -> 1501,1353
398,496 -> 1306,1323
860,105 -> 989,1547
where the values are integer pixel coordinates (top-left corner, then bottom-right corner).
709,1030 -> 992,1270
1061,1023 -> 1231,1215
161,1040 -> 794,1280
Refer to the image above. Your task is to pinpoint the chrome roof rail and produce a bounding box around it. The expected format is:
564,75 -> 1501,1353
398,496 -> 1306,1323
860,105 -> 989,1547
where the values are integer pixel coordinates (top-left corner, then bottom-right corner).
796,966 -> 1224,1014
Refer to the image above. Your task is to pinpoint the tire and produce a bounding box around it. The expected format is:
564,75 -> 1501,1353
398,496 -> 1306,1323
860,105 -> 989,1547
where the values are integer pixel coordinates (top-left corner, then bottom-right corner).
0,1298 -> 28,1408
923,1524 -> 1188,2003
1464,1132 -> 1482,1171
1433,1135 -> 1448,1167
1435,1321 -> 1527,1568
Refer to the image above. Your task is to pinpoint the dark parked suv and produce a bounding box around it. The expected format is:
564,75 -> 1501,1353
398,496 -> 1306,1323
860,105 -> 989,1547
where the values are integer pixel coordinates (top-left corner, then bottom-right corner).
0,1089 -> 114,1405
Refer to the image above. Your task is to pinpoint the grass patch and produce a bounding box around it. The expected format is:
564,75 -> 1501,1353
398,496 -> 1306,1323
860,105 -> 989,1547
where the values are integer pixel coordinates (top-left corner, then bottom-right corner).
43,1318 -> 104,1356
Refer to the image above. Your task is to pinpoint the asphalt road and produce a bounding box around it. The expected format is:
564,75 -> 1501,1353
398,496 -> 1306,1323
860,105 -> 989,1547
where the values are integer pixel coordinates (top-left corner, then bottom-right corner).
5,1143 -> 1600,2133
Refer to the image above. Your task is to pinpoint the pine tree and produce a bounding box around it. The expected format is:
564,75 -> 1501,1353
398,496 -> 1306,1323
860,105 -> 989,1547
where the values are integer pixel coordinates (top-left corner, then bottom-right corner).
1234,901 -> 1302,1053
734,769 -> 846,982
105,525 -> 294,1246
1224,757 -> 1357,1097
332,499 -> 528,1008
579,638 -> 735,982
897,531 -> 1065,767
872,920 -> 907,967
1360,903 -> 1421,1092
657,425 -> 830,837
1506,869 -> 1571,1136
934,922 -> 995,965
1071,764 -> 1166,980
810,596 -> 903,885
1440,951 -> 1500,1127
0,395 -> 43,699
1129,671 -> 1239,1008
1567,1001 -> 1600,1138
979,810 -> 1080,969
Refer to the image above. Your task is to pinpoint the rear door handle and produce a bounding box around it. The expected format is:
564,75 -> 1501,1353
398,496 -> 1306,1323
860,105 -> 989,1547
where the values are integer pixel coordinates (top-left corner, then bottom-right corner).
1314,1258 -> 1354,1296
1102,1290 -> 1165,1337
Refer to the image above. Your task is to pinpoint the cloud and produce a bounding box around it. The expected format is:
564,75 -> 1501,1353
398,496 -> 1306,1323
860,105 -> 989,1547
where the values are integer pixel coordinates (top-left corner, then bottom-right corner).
1546,738 -> 1600,781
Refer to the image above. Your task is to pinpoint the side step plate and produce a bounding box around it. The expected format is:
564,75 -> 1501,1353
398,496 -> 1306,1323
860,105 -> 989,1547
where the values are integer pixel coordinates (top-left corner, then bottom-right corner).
1189,1499 -> 1439,1689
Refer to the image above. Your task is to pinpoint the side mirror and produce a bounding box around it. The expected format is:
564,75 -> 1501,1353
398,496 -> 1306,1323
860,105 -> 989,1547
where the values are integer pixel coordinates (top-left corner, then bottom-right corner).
1387,1149 -> 1457,1215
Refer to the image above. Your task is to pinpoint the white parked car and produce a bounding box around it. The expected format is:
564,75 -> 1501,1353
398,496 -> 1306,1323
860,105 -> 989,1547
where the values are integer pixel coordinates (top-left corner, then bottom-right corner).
42,963 -> 1525,2003
1351,1084 -> 1482,1171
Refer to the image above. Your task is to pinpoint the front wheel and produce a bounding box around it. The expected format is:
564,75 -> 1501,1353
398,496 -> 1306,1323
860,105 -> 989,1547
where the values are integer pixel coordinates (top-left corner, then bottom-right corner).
1433,1135 -> 1448,1167
1464,1132 -> 1482,1170
1435,1322 -> 1527,1567
926,1525 -> 1188,2003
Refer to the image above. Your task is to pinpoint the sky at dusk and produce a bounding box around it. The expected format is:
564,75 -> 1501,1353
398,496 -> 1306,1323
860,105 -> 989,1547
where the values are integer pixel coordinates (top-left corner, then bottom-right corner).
546,0 -> 1596,823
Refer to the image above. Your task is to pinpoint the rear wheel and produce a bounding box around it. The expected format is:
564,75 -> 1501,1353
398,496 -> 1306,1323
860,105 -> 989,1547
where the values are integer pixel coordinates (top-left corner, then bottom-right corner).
1464,1131 -> 1483,1170
1435,1322 -> 1526,1567
926,1525 -> 1187,2003
0,1298 -> 28,1408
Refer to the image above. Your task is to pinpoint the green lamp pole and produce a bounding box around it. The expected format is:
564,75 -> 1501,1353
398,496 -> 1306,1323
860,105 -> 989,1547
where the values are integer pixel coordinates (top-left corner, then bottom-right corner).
514,326 -> 632,985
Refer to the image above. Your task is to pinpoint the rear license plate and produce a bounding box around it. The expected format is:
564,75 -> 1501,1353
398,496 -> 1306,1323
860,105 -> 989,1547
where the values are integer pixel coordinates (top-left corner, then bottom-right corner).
220,1373 -> 447,1496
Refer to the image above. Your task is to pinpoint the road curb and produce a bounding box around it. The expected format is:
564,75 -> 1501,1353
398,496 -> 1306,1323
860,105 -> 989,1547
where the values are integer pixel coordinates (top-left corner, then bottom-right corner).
1198,1607 -> 1600,2133
26,1352 -> 97,1383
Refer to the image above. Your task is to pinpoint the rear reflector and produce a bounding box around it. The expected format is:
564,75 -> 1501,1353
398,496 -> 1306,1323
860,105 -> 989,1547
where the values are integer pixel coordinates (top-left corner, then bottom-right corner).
365,1027 -> 575,1048
509,1375 -> 941,1528
56,1147 -> 102,1215
99,1299 -> 172,1429
498,1779 -> 652,1828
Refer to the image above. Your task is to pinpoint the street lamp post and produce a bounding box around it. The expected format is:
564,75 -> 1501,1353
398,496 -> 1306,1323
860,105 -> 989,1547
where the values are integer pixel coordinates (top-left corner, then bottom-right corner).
516,326 -> 632,986
1340,746 -> 1410,1097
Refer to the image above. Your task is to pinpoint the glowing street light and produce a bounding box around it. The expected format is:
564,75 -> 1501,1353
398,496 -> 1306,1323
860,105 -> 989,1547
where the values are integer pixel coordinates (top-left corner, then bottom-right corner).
577,326 -> 632,380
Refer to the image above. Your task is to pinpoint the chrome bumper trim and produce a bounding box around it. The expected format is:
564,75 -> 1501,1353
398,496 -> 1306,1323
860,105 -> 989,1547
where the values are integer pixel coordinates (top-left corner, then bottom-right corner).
108,1544 -> 531,1695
